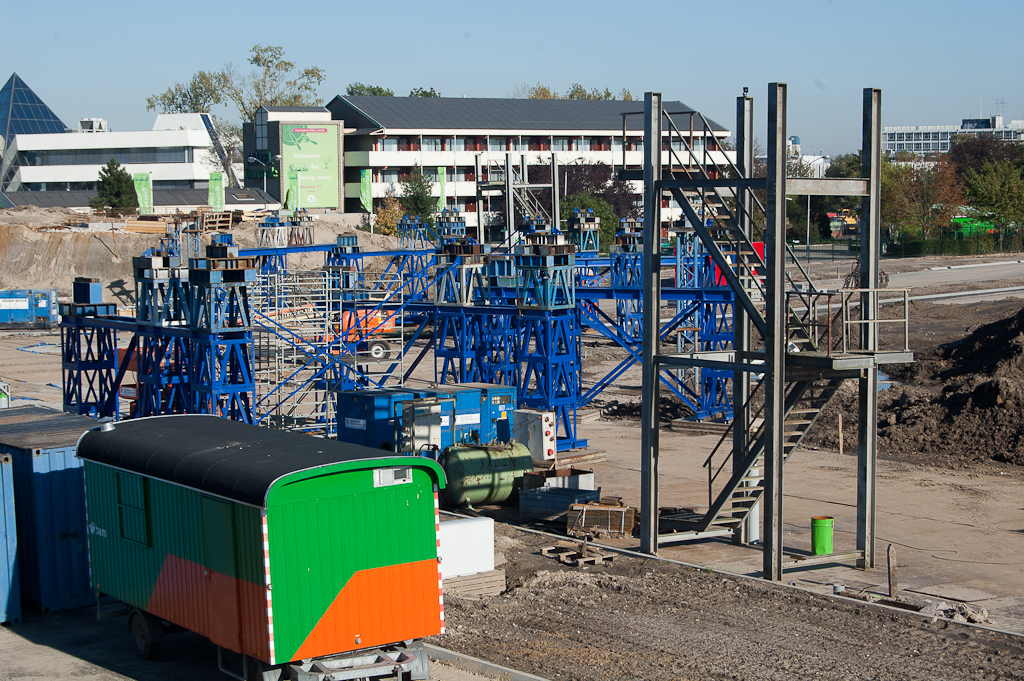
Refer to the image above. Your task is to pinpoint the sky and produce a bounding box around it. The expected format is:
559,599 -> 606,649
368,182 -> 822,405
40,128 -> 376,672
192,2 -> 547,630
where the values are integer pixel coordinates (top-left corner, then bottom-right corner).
5,0 -> 1023,156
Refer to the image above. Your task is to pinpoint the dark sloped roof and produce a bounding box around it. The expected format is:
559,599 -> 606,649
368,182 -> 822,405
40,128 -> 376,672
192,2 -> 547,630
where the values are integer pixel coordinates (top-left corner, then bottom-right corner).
327,95 -> 726,133
0,73 -> 69,145
76,415 -> 444,507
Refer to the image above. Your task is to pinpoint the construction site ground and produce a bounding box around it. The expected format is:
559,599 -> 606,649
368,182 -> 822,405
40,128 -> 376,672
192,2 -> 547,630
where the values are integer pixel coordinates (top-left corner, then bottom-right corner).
2,213 -> 1024,679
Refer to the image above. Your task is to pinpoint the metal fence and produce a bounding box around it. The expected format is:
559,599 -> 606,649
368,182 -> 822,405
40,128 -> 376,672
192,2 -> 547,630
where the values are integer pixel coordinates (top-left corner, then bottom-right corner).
883,231 -> 1024,258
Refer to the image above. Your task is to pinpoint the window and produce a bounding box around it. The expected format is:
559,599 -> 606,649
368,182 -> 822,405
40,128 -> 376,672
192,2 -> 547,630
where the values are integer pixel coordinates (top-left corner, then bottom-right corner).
379,137 -> 398,152
488,137 -> 507,151
552,137 -> 572,151
374,466 -> 413,487
255,111 -> 267,152
422,136 -> 444,152
897,133 -> 904,141
116,473 -> 149,546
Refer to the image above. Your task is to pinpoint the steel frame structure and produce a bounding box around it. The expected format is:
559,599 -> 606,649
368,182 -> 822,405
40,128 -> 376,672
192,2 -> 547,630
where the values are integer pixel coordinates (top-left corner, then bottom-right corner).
636,86 -> 912,583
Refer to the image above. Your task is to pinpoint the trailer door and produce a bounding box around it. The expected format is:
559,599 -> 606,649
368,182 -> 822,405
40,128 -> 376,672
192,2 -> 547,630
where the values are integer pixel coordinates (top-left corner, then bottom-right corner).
201,495 -> 242,650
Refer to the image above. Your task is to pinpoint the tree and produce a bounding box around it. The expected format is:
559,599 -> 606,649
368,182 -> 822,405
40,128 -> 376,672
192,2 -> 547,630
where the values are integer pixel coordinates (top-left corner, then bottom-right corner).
89,159 -> 139,210
949,135 -> 1024,183
220,45 -> 326,121
409,87 -> 440,97
964,160 -> 1024,227
399,165 -> 436,225
146,71 -> 225,114
905,158 -> 965,238
560,193 -> 619,249
372,190 -> 404,236
880,157 -> 913,232
512,83 -> 632,100
347,82 -> 394,97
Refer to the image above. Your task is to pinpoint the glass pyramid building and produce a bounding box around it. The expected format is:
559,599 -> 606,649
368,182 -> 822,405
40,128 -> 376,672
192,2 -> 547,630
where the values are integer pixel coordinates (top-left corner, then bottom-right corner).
0,73 -> 68,147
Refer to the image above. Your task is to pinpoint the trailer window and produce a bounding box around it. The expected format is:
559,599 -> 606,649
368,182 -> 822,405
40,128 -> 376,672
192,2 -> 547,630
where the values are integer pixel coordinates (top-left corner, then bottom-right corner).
374,466 -> 413,488
116,473 -> 149,546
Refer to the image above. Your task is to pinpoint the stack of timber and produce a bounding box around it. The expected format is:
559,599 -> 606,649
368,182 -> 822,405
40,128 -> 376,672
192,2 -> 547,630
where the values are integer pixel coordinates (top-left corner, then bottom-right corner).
236,208 -> 268,223
125,216 -> 171,234
199,210 -> 233,231
541,541 -> 616,567
442,569 -> 506,598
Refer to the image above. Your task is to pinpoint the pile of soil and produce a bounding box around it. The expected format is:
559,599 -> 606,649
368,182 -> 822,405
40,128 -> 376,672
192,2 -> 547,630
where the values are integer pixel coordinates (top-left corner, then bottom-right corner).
807,303 -> 1024,467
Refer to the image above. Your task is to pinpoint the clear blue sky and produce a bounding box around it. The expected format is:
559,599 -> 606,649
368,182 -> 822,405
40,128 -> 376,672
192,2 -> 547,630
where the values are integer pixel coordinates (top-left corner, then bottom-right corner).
5,0 -> 1022,156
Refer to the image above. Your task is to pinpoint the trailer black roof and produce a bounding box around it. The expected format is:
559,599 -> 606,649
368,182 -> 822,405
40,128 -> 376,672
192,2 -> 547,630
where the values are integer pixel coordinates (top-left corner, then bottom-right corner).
76,415 -> 418,507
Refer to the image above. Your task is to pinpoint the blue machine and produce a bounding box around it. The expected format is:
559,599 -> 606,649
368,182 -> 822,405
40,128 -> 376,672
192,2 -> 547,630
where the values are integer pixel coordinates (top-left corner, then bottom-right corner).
335,388 -> 435,451
459,382 -> 518,443
0,289 -> 57,329
418,385 -> 482,445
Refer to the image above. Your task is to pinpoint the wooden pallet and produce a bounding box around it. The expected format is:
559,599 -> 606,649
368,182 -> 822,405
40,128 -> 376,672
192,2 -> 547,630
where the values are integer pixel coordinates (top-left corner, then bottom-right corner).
566,502 -> 636,539
200,211 -> 233,230
541,541 -> 616,567
443,569 -> 506,597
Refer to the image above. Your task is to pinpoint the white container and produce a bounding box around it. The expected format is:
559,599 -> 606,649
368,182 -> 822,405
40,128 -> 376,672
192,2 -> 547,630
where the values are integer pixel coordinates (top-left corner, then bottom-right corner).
438,516 -> 495,580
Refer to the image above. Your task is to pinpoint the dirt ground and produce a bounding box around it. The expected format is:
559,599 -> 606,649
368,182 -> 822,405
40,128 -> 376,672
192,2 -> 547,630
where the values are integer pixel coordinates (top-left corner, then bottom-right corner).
433,522 -> 1024,681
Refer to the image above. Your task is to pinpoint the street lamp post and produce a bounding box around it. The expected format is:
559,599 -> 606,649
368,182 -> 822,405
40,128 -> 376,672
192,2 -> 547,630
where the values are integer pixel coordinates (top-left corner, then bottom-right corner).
247,155 -> 282,212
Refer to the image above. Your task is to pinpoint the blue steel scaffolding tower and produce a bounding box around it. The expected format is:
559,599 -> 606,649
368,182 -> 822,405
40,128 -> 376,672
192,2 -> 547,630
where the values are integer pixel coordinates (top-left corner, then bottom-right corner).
60,279 -> 118,417
514,218 -> 585,449
133,251 -> 190,417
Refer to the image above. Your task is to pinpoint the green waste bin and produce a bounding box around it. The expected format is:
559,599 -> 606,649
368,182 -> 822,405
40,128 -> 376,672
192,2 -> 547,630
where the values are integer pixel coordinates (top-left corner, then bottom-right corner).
811,516 -> 834,555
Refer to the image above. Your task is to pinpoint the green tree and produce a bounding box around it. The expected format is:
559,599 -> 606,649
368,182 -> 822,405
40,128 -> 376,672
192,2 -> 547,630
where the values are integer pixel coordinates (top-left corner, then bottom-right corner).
89,159 -> 139,210
964,160 -> 1024,227
409,87 -> 440,97
905,158 -> 965,238
512,83 -> 632,100
399,165 -> 437,225
373,190 -> 404,236
347,82 -> 394,97
880,156 -> 913,233
146,71 -> 225,113
560,193 -> 619,250
220,44 -> 326,121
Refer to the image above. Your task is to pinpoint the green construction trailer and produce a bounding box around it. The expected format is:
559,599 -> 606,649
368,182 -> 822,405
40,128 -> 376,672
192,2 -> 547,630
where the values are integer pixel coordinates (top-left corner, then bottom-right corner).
77,415 -> 446,680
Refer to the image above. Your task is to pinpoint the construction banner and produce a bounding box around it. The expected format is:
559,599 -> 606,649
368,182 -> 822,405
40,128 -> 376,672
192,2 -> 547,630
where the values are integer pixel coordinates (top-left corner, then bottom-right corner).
360,169 -> 372,213
286,171 -> 299,210
133,173 -> 152,215
208,172 -> 224,211
437,166 -> 446,211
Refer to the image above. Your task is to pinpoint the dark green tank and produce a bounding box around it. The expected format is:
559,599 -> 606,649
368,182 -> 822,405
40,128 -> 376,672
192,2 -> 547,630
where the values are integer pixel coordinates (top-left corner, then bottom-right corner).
439,442 -> 534,505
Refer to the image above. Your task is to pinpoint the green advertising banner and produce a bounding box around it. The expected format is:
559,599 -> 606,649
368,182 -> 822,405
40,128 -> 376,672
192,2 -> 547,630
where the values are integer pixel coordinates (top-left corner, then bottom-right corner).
280,123 -> 340,209
286,171 -> 299,210
437,166 -> 446,211
133,173 -> 152,215
360,169 -> 372,213
208,172 -> 224,211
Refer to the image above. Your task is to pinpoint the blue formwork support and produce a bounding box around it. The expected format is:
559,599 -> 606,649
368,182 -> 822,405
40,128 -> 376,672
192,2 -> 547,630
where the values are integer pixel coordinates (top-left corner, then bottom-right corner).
515,309 -> 585,450
434,308 -> 484,384
187,239 -> 255,423
59,302 -> 118,417
397,215 -> 437,250
610,219 -> 644,339
435,209 -> 467,243
566,208 -> 601,253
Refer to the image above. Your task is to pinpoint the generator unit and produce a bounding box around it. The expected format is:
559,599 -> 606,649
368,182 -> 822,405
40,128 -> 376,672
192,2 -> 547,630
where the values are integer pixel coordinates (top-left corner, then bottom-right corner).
417,386 -> 482,445
335,388 -> 432,451
77,415 -> 445,678
0,290 -> 57,329
458,383 -> 517,443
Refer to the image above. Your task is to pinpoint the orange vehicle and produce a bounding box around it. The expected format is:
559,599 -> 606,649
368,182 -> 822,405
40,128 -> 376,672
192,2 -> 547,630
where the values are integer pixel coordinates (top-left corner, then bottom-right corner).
331,308 -> 396,359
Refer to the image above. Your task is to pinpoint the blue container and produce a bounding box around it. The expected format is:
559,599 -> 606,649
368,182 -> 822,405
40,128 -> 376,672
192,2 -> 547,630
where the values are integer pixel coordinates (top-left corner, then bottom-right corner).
0,289 -> 58,328
0,407 -> 97,613
419,386 -> 483,445
72,278 -> 102,305
459,383 -> 518,443
336,388 -> 432,451
0,452 -> 19,624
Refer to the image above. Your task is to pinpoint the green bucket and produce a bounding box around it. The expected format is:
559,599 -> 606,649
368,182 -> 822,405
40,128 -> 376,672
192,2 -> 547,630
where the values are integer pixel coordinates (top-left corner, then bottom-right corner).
811,516 -> 834,555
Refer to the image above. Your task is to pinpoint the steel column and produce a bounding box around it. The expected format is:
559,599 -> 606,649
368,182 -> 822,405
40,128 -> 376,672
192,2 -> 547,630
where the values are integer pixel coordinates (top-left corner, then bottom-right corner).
551,153 -> 560,233
858,88 -> 882,569
639,92 -> 662,555
734,92 -> 757,545
763,83 -> 788,580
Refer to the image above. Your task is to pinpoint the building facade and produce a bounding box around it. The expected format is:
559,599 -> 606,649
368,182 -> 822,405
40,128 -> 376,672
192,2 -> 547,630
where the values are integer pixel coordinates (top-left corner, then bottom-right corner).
319,95 -> 732,226
242,106 -> 344,211
883,116 -> 1024,157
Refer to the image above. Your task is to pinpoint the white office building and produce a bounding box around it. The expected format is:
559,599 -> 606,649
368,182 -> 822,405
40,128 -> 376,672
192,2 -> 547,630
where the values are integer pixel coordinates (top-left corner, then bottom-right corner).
883,116 -> 1024,157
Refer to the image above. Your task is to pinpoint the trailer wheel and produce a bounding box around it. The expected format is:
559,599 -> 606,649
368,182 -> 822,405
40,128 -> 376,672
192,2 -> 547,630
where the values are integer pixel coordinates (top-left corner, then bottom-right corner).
129,610 -> 162,660
368,341 -> 391,360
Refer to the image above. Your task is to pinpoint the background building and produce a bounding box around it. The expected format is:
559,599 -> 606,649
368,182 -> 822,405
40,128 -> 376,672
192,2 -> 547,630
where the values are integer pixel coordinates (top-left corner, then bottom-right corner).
242,106 -> 344,211
883,115 -> 1024,157
0,73 -> 240,209
321,95 -> 731,225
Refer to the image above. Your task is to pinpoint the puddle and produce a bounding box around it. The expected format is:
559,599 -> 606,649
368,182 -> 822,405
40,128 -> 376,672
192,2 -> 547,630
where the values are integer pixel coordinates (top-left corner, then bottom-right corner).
878,369 -> 897,391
